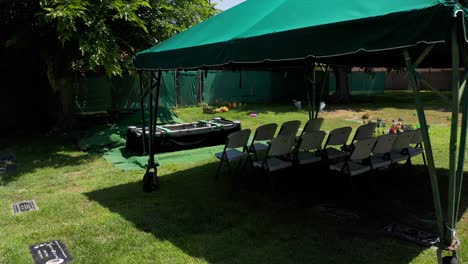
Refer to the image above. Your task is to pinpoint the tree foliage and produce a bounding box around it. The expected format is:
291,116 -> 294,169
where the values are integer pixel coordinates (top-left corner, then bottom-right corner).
37,0 -> 218,78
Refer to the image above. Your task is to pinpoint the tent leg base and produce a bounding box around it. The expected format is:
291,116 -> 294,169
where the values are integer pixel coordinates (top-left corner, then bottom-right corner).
143,166 -> 159,192
437,247 -> 459,264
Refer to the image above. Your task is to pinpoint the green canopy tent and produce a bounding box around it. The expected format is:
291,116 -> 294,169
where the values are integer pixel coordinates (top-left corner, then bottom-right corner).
134,0 -> 468,261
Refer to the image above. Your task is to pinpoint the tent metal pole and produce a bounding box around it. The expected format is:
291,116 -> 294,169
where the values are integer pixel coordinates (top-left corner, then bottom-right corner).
403,50 -> 445,242
143,70 -> 162,192
312,63 -> 316,120
152,69 -> 163,157
454,44 -> 468,223
139,71 -> 147,155
316,66 -> 329,118
147,71 -> 155,168
446,24 -> 460,245
454,68 -> 467,225
304,66 -> 313,120
152,70 -> 162,132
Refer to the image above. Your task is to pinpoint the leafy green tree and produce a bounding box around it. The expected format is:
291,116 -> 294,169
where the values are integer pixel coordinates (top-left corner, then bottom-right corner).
35,0 -> 217,127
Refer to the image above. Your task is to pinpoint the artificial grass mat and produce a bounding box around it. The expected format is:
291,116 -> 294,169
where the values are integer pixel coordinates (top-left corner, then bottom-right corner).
103,144 -> 224,171
76,107 -> 215,171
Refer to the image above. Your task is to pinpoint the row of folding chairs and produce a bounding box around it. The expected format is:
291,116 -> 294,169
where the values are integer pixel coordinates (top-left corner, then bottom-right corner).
329,128 -> 425,178
215,118 -> 325,179
215,120 -> 426,190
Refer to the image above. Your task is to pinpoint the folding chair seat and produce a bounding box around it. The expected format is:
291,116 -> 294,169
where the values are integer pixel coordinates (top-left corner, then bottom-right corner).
408,129 -> 426,165
294,131 -> 326,165
370,133 -> 398,169
278,120 -> 301,137
249,123 -> 278,160
323,127 -> 352,160
389,130 -> 416,164
215,129 -> 251,179
252,135 -> 295,191
330,137 -> 376,177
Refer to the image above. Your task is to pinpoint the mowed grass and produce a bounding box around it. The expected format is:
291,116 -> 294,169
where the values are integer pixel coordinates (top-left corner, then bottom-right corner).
1,91 -> 467,263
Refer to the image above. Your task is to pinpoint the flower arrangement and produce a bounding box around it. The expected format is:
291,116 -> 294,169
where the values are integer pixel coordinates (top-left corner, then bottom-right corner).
215,106 -> 229,113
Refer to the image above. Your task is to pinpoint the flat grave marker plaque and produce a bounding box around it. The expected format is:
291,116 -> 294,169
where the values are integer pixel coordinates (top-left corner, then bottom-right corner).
316,203 -> 360,223
383,223 -> 439,247
12,200 -> 38,214
29,240 -> 73,264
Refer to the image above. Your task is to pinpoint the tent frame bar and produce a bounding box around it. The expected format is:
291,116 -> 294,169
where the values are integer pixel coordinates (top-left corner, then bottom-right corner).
139,69 -> 163,192
404,17 -> 468,262
404,49 -> 445,244
139,71 -> 147,155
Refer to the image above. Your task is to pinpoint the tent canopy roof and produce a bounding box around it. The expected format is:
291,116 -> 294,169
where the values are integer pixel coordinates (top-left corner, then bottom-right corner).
134,0 -> 467,70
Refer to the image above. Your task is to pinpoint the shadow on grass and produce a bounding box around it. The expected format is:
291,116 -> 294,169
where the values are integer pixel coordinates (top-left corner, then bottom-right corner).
85,161 -> 466,263
0,135 -> 99,185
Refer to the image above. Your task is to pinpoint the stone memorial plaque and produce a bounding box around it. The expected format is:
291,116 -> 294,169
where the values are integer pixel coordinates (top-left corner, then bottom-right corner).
29,240 -> 73,264
317,203 -> 360,223
12,200 -> 38,214
384,223 -> 439,247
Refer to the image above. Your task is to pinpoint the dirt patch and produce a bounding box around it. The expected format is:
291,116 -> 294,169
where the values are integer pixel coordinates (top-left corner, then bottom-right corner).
80,199 -> 94,209
60,183 -> 84,193
322,109 -> 356,118
65,171 -> 86,178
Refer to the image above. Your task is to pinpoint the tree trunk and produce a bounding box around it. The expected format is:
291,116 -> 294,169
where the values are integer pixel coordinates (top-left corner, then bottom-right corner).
55,76 -> 75,130
329,66 -> 351,104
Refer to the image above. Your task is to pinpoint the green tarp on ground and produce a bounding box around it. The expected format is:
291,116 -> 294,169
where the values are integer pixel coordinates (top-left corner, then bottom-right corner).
134,0 -> 466,69
102,144 -> 225,171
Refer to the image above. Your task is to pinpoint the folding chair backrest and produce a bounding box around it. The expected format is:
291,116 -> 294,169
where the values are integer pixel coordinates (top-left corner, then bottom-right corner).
392,130 -> 416,152
303,118 -> 324,134
268,135 -> 295,157
298,131 -> 326,151
326,126 -> 352,146
372,133 -> 398,155
352,123 -> 376,142
226,129 -> 251,149
410,128 -> 423,145
278,120 -> 301,137
350,138 -> 376,161
253,123 -> 277,141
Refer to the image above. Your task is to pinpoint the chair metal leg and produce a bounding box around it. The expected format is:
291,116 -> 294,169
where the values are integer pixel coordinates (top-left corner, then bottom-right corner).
348,174 -> 355,198
215,160 -> 224,180
267,170 -> 275,192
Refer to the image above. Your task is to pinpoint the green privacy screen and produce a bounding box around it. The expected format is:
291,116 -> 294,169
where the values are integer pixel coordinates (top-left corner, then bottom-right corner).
74,71 -> 307,111
74,70 -> 385,112
75,73 -> 177,112
176,70 -> 307,106
329,72 -> 385,96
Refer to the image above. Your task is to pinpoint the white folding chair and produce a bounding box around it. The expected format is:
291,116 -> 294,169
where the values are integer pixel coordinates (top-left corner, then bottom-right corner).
302,118 -> 325,135
370,133 -> 398,169
294,131 -> 326,165
252,135 -> 295,191
350,123 -> 376,147
215,129 -> 251,179
408,128 -> 426,166
389,130 -> 416,164
249,123 -> 278,161
330,138 -> 377,192
323,126 -> 352,160
278,120 -> 301,137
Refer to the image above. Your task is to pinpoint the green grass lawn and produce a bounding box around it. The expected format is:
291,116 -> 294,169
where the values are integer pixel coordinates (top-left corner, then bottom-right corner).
1,91 -> 467,263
